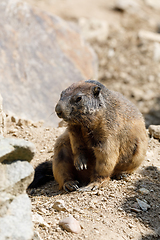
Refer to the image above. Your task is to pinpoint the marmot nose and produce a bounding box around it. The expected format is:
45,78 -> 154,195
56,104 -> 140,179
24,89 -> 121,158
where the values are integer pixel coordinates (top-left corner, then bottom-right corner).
55,104 -> 63,118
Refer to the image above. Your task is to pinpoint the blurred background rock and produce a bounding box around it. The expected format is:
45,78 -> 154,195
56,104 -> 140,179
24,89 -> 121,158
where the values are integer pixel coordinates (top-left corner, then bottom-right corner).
1,0 -> 160,127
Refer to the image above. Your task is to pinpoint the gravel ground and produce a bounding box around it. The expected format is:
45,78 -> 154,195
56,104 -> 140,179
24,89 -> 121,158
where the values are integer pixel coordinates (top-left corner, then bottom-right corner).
4,120 -> 160,240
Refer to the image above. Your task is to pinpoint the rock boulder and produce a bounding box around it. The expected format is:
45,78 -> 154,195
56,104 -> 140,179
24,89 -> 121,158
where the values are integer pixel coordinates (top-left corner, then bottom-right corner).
0,0 -> 98,127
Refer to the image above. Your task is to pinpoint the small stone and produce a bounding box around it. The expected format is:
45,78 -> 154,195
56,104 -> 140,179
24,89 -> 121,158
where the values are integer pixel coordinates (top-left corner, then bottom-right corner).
114,0 -> 139,12
118,207 -> 123,212
130,207 -> 141,213
108,49 -> 115,58
153,42 -> 160,62
138,30 -> 160,42
7,128 -> 17,134
32,123 -> 38,128
109,193 -> 115,198
11,116 -> 17,123
78,18 -> 108,43
148,125 -> 160,139
128,223 -> 133,228
96,190 -> 104,196
136,198 -> 151,211
53,200 -> 68,212
138,188 -> 150,194
32,213 -> 49,228
16,119 -> 23,127
59,215 -> 81,234
148,75 -> 155,82
48,149 -> 53,153
40,149 -> 45,153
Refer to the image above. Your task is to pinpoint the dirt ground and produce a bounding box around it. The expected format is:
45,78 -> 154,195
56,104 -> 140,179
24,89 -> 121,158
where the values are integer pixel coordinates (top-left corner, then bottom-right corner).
5,0 -> 160,239
4,120 -> 160,240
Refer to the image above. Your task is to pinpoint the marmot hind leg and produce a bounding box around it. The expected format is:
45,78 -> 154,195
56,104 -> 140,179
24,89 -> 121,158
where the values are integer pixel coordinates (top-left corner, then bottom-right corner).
52,151 -> 80,191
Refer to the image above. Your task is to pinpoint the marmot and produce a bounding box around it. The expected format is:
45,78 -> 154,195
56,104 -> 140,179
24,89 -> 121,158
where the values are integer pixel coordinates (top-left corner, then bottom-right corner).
29,80 -> 148,192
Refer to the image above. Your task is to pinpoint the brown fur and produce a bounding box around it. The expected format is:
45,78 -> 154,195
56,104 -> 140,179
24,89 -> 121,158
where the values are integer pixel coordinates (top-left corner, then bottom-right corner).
52,80 -> 148,191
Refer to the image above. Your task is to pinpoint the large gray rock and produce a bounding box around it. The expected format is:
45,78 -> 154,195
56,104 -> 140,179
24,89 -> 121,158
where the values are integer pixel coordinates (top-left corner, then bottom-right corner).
0,139 -> 15,163
0,138 -> 36,163
0,194 -> 33,240
0,159 -> 34,240
0,160 -> 34,195
148,125 -> 160,139
0,0 -> 98,127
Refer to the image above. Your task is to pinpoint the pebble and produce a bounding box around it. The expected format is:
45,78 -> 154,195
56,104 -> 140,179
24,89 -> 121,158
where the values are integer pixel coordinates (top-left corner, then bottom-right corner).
138,30 -> 160,42
7,129 -> 17,134
130,207 -> 141,213
154,43 -> 160,62
11,116 -> 17,123
136,198 -> 151,211
148,125 -> 160,139
114,0 -> 139,12
48,149 -> 53,153
109,193 -> 115,198
96,190 -> 104,196
59,215 -> 81,234
127,185 -> 136,190
128,223 -> 133,228
118,207 -> 123,212
138,188 -> 150,194
32,213 -> 49,228
53,200 -> 68,212
108,49 -> 115,58
78,17 -> 108,43
40,149 -> 45,153
148,75 -> 155,82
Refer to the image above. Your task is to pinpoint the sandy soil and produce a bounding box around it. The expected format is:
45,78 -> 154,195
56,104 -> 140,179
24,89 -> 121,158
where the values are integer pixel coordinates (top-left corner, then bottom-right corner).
5,1 -> 160,239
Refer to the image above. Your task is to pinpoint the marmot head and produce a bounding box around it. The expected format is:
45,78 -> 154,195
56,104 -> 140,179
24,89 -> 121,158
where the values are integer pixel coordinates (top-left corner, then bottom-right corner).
55,80 -> 106,125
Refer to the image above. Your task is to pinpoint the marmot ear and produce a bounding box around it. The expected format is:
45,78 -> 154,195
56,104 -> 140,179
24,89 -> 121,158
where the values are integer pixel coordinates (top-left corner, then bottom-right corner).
93,86 -> 101,97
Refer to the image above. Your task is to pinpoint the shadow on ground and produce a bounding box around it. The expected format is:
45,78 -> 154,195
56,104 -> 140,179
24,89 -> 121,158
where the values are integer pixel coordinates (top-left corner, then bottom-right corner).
27,180 -> 65,197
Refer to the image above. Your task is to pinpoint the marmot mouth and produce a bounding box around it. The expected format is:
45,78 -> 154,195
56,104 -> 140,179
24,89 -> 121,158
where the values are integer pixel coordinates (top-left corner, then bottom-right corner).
56,112 -> 69,122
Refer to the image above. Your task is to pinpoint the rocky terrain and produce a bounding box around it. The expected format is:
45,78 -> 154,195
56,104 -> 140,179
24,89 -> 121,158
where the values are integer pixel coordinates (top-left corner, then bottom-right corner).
1,0 -> 160,240
4,117 -> 160,240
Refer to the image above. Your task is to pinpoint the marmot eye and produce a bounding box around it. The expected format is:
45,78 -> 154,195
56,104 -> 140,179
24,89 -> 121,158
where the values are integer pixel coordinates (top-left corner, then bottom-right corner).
75,96 -> 82,103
